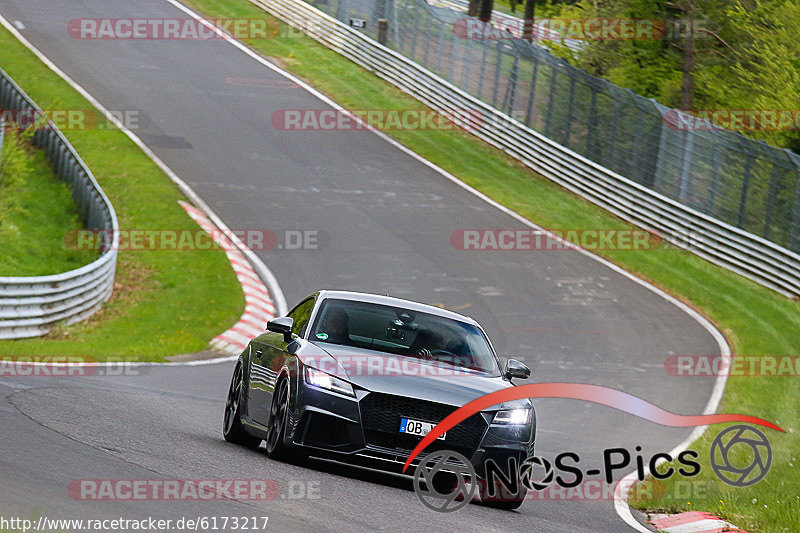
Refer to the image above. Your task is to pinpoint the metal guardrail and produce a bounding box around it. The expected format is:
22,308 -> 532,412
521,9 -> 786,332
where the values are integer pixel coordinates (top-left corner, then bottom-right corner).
0,115 -> 5,166
0,117 -> 4,162
0,68 -> 119,339
253,0 -> 800,298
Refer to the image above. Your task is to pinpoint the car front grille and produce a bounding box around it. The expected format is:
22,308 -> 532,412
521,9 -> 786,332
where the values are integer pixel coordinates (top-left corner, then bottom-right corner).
359,392 -> 488,458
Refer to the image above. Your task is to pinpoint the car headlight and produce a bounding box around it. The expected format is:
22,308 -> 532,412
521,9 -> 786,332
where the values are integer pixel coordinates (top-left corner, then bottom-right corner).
304,366 -> 355,397
492,408 -> 531,425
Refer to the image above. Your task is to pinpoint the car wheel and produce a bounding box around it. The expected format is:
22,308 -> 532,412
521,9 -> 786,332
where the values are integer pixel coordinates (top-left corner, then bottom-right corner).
482,492 -> 526,510
481,484 -> 527,510
265,377 -> 298,461
223,363 -> 262,448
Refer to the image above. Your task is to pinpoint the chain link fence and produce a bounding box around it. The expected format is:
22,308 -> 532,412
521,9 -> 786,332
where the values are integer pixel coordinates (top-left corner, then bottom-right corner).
307,0 -> 800,252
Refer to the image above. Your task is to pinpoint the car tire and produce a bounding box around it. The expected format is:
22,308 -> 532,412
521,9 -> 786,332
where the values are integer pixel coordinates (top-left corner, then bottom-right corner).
223,363 -> 262,449
482,492 -> 526,511
479,474 -> 527,510
265,377 -> 300,462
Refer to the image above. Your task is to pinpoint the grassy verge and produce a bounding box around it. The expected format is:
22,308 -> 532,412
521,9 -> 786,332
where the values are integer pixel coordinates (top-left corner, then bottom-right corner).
0,129 -> 96,275
187,0 -> 798,529
0,28 -> 244,361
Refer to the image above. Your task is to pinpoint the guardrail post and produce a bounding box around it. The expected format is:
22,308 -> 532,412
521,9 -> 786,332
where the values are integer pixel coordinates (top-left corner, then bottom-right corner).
377,18 -> 388,45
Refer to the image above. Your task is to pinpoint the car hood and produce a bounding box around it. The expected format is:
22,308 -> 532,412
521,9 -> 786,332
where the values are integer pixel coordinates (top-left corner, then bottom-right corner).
300,341 -> 529,410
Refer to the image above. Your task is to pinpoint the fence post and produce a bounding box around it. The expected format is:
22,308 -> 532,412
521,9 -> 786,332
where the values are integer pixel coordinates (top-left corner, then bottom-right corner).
524,55 -> 538,125
678,131 -> 694,203
737,153 -> 754,228
544,64 -> 557,137
707,134 -> 723,216
491,42 -> 503,107
762,162 -> 783,239
586,88 -> 597,160
563,73 -> 575,147
501,52 -> 519,115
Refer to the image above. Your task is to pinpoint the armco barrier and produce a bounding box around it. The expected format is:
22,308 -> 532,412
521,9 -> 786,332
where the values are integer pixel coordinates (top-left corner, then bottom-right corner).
0,68 -> 119,339
253,0 -> 800,298
0,116 -> 4,162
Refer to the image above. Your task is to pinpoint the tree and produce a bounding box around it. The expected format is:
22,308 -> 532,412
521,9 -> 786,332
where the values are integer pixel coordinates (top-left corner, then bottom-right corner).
478,0 -> 495,21
523,0 -> 536,42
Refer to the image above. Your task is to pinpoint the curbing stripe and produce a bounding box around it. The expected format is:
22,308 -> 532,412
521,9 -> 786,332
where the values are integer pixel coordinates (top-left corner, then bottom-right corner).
179,201 -> 274,356
650,512 -> 745,532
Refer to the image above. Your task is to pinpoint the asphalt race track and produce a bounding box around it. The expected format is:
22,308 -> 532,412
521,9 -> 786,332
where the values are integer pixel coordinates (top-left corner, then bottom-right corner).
0,0 -> 722,530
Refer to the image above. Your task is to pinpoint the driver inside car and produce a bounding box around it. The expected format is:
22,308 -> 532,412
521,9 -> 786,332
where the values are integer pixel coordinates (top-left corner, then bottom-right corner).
320,308 -> 350,344
407,328 -> 447,359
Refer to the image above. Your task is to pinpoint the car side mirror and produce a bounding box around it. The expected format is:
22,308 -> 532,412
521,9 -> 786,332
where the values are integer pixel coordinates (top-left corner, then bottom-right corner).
267,317 -> 294,342
504,359 -> 531,380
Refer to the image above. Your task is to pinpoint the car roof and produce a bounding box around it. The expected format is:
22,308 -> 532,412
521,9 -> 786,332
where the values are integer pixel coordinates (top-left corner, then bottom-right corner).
315,290 -> 480,326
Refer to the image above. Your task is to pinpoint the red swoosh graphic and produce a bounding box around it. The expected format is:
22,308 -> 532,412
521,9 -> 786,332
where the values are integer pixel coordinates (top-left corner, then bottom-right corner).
402,383 -> 783,472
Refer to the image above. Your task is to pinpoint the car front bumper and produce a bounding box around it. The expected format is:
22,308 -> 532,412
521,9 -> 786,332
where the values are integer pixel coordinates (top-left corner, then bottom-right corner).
287,379 -> 535,478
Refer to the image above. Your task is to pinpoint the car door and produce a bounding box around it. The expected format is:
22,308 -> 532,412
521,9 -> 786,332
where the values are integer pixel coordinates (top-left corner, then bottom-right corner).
251,297 -> 316,426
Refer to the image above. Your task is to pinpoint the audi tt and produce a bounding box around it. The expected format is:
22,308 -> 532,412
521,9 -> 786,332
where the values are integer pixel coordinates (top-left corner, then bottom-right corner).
222,290 -> 535,509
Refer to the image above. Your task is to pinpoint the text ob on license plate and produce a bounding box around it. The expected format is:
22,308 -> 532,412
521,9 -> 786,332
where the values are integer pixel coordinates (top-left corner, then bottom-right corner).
399,417 -> 446,440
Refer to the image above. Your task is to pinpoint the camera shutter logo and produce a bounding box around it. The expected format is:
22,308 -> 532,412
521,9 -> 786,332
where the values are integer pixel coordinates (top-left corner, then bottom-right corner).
412,451 -> 476,512
710,425 -> 772,487
519,456 -> 554,491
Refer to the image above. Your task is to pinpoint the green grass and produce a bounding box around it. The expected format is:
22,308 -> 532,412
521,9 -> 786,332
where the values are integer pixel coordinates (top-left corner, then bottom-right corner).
0,29 -> 245,361
186,0 -> 798,529
0,129 -> 97,275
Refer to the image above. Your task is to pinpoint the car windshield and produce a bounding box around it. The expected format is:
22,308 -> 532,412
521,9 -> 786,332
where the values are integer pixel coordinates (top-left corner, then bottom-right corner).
309,298 -> 500,376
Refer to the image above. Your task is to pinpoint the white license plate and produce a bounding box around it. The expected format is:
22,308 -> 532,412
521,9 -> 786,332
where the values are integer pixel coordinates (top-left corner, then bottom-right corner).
399,418 -> 445,440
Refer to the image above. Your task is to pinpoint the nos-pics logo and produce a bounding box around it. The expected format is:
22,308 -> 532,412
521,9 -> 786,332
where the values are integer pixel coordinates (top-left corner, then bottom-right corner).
413,424 -> 772,512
